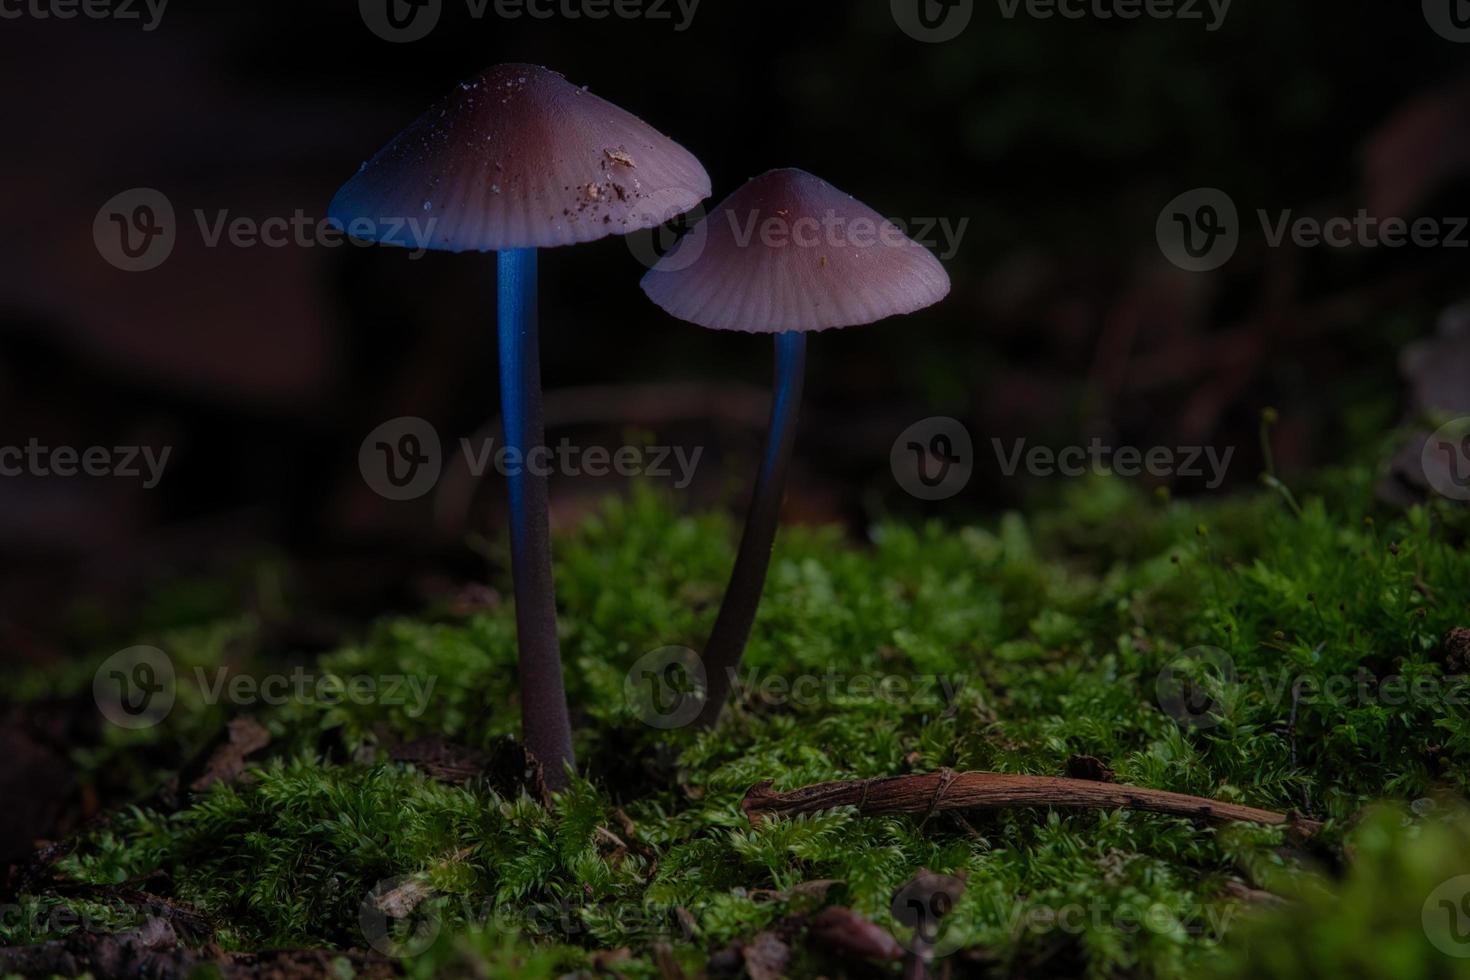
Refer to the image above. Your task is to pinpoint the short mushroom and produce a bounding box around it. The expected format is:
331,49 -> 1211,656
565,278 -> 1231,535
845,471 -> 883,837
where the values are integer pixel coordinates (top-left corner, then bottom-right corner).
330,64 -> 710,787
640,167 -> 950,727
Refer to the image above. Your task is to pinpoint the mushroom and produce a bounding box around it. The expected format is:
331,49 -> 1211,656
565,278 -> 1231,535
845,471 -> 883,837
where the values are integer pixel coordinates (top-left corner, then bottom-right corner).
329,65 -> 710,787
640,168 -> 950,728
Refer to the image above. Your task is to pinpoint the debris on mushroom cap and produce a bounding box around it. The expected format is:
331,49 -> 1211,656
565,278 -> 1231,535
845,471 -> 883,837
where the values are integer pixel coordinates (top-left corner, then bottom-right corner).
328,64 -> 710,253
640,168 -> 951,333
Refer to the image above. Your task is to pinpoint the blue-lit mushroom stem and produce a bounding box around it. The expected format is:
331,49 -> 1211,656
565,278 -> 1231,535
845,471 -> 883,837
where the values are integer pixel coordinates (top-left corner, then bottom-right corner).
498,247 -> 576,788
693,329 -> 808,729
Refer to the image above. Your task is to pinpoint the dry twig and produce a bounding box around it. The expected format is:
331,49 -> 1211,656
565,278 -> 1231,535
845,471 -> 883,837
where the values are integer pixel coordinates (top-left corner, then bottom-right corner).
742,770 -> 1320,837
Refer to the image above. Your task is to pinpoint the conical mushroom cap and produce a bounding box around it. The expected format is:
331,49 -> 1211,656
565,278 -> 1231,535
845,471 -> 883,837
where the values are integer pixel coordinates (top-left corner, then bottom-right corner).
329,64 -> 711,252
640,168 -> 951,332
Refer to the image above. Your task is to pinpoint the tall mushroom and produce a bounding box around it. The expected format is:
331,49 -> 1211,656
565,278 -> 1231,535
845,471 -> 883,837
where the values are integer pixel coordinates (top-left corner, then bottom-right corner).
330,64 -> 710,787
640,168 -> 950,728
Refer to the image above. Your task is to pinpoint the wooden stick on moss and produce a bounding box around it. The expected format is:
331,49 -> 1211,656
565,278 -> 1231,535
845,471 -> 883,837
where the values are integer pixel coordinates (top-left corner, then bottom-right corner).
742,770 -> 1321,837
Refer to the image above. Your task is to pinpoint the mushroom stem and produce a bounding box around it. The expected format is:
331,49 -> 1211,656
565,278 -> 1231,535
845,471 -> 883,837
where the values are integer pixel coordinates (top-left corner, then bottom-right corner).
497,246 -> 575,789
694,330 -> 807,729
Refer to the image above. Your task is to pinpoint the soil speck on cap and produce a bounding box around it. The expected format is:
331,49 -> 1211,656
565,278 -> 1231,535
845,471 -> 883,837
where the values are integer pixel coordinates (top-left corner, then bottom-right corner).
604,148 -> 637,168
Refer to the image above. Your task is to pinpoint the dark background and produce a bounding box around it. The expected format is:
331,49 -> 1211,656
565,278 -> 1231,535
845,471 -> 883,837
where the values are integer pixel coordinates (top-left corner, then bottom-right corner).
2,0 -> 1468,658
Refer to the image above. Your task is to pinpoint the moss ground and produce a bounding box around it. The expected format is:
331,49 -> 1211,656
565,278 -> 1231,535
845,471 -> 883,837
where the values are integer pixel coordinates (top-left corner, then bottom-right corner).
7,457 -> 1470,978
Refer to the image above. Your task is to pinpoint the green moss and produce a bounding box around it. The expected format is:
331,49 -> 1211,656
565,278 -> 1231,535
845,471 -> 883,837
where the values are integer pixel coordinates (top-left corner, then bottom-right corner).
13,465 -> 1470,978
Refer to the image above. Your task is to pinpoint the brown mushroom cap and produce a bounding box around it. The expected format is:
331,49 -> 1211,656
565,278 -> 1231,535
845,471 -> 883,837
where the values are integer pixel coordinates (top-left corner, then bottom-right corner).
640,168 -> 951,333
329,64 -> 711,252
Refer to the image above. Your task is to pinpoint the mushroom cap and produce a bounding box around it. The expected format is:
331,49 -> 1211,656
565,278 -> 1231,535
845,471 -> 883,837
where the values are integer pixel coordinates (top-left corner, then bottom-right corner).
640,168 -> 951,333
329,64 -> 711,252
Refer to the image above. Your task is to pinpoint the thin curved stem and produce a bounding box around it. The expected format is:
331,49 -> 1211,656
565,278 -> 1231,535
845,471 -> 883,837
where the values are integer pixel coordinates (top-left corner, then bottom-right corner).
498,247 -> 575,789
694,330 -> 807,729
